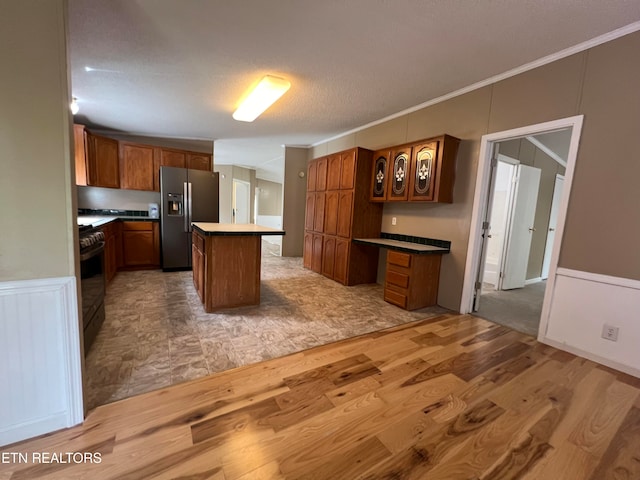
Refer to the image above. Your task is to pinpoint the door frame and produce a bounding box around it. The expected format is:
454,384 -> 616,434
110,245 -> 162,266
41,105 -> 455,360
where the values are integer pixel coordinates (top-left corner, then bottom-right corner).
460,115 -> 583,340
541,173 -> 565,279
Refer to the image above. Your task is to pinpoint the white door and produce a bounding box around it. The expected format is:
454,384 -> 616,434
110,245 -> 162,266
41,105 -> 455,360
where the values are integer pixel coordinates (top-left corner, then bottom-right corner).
232,179 -> 250,224
483,160 -> 517,287
541,174 -> 564,279
500,164 -> 541,290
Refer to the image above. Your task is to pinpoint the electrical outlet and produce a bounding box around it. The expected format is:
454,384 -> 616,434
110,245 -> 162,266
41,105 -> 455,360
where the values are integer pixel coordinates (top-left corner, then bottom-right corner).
601,324 -> 619,342
391,217 -> 397,226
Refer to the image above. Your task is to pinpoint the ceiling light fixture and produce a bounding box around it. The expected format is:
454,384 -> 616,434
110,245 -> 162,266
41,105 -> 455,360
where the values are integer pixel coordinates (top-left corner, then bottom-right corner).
70,97 -> 79,115
233,75 -> 291,122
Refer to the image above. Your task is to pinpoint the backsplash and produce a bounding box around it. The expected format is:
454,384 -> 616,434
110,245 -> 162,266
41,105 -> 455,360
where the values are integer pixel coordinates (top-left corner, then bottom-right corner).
77,186 -> 160,211
78,208 -> 149,217
380,232 -> 451,250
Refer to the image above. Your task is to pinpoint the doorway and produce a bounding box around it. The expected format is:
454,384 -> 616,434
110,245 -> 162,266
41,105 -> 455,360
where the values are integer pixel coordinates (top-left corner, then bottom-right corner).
461,115 -> 584,340
232,179 -> 251,224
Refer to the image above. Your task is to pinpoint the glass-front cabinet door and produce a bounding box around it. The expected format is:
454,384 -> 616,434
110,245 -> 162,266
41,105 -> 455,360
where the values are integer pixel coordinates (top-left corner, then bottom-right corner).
370,149 -> 390,202
386,146 -> 411,201
408,140 -> 439,201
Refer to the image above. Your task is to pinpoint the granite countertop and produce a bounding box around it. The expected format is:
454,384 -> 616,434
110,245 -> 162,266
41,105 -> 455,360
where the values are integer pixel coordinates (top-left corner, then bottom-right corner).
353,233 -> 451,255
192,223 -> 286,236
77,215 -> 159,228
354,238 -> 449,254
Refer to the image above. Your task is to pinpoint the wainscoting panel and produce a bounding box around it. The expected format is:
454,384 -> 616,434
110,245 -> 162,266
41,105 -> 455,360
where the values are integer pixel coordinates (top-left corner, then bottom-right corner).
0,276 -> 83,446
542,268 -> 640,377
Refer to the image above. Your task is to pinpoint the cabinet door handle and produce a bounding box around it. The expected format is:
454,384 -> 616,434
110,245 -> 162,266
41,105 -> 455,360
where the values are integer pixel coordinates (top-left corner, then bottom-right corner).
528,227 -> 536,232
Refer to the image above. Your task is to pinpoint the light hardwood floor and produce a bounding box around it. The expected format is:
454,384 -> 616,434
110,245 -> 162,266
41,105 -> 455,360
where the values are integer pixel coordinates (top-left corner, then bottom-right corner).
2,313 -> 639,479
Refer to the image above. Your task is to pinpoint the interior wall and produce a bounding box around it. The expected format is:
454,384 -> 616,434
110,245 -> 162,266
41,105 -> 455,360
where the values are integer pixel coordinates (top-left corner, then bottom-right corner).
0,1 -> 76,281
560,32 -> 640,280
256,179 -> 283,216
215,165 -> 233,223
282,147 -> 308,257
310,30 -> 640,310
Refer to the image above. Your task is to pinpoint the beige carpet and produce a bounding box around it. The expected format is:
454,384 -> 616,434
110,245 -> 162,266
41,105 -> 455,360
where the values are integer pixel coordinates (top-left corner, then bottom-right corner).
475,281 -> 546,336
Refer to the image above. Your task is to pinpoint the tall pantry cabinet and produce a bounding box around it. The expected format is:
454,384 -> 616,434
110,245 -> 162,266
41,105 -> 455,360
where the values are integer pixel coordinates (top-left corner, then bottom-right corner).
303,147 -> 383,285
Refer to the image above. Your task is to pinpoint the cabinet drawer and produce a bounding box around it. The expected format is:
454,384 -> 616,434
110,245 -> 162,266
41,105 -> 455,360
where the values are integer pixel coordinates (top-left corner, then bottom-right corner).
388,250 -> 411,268
122,221 -> 153,231
384,288 -> 407,309
193,232 -> 205,251
386,270 -> 410,289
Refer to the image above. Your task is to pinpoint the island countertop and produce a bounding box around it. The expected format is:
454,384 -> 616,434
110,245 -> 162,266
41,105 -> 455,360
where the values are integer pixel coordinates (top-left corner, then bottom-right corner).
192,223 -> 285,236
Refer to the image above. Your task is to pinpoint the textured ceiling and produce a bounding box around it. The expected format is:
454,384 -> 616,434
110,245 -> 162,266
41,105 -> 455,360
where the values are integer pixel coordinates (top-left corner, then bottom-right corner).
68,1 -> 640,182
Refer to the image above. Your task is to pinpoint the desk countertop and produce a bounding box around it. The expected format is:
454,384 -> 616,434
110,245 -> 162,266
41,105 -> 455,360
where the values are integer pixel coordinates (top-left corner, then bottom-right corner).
353,237 -> 449,254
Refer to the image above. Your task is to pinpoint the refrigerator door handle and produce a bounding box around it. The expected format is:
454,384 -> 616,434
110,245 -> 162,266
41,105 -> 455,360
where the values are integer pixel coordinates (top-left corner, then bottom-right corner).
188,182 -> 193,232
183,182 -> 189,232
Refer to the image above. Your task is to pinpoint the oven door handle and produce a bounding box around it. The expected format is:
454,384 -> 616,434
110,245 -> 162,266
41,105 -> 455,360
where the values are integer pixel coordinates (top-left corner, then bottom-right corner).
79,241 -> 105,261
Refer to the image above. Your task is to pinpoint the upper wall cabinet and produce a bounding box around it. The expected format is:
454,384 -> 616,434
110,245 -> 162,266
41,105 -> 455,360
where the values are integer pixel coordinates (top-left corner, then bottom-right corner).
370,149 -> 390,202
85,132 -> 120,189
186,153 -> 212,172
409,134 -> 460,203
370,134 -> 460,203
74,126 -> 212,192
120,142 -> 155,191
386,145 -> 412,201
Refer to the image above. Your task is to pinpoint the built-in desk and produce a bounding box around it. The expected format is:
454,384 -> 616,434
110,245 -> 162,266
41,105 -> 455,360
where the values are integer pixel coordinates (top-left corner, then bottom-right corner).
191,223 -> 285,312
354,233 -> 450,310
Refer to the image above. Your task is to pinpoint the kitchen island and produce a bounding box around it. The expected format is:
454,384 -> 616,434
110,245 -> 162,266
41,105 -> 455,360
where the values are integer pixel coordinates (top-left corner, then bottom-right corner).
191,223 -> 285,312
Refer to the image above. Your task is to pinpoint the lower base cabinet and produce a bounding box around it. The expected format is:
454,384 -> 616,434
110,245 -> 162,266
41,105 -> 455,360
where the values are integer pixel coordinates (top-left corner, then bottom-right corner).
192,231 -> 205,302
384,250 -> 443,310
121,221 -> 160,268
100,221 -> 121,284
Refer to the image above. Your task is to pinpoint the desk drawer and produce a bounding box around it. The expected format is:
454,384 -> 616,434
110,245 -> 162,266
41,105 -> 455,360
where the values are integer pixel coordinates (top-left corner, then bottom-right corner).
384,288 -> 407,309
386,269 -> 410,289
388,250 -> 411,268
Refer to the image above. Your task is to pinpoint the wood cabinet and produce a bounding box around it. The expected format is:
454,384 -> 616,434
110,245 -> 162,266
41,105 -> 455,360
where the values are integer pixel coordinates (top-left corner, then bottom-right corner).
85,132 -> 120,188
192,230 -> 205,302
408,135 -> 460,203
304,147 -> 383,285
152,148 -> 212,190
386,145 -> 411,201
186,153 -> 212,172
120,143 -> 155,191
191,228 -> 267,312
100,221 -> 122,285
370,149 -> 391,202
74,124 -> 88,186
383,250 -> 443,310
370,135 -> 460,203
121,221 -> 160,268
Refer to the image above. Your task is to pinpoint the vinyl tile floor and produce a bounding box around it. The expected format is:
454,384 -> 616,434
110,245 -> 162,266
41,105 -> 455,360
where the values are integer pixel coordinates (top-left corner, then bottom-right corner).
84,251 -> 449,410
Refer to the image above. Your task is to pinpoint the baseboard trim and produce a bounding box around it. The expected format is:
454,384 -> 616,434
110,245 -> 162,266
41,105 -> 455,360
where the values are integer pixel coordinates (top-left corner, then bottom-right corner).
525,277 -> 543,285
540,336 -> 640,378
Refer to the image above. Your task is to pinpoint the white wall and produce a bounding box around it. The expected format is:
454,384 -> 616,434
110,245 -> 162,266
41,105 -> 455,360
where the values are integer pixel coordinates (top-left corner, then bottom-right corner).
541,269 -> 640,377
0,1 -> 84,446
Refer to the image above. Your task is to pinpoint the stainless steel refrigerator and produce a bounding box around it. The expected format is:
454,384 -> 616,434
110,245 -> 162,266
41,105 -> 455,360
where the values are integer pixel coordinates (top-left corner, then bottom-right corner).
160,166 -> 219,270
